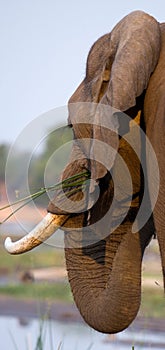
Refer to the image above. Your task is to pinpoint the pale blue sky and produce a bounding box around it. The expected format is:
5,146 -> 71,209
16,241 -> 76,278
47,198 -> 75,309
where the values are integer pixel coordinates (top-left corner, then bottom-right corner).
1,1 -> 165,147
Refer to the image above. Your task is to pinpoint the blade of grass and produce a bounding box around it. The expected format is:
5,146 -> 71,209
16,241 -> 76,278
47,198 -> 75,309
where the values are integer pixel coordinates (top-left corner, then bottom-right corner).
0,183 -> 85,224
34,320 -> 46,350
0,190 -> 46,210
57,341 -> 63,350
86,343 -> 93,350
8,328 -> 19,350
0,193 -> 43,224
0,171 -> 90,211
0,170 -> 90,223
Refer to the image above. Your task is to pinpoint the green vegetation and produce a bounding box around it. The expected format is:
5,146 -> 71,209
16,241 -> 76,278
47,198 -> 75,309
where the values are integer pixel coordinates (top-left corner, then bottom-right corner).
0,170 -> 90,224
0,282 -> 72,302
141,287 -> 165,318
0,243 -> 65,272
0,243 -> 72,302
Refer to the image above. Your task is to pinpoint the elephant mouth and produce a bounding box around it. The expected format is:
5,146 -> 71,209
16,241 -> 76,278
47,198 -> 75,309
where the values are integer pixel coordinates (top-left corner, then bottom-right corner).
4,170 -> 114,254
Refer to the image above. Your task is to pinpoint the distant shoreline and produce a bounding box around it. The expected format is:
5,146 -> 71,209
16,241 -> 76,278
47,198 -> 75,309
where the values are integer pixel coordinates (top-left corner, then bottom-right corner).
0,295 -> 82,323
0,295 -> 165,333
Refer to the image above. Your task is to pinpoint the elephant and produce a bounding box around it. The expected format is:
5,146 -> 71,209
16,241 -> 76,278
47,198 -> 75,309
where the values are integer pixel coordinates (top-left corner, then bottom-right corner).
4,10 -> 165,334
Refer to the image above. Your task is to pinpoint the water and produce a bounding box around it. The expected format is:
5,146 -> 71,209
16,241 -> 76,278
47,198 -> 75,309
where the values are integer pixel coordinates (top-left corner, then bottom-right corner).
0,315 -> 165,350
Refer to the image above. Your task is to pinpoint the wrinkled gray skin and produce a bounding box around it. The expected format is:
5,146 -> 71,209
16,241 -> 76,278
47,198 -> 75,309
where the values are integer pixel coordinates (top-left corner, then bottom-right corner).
47,11 -> 164,334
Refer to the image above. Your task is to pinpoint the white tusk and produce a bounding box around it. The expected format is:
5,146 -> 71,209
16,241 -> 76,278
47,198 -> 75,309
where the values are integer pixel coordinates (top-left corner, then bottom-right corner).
4,213 -> 68,255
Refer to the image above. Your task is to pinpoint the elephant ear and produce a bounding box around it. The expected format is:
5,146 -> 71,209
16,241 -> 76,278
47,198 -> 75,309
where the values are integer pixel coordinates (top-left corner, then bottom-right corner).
100,10 -> 161,111
69,11 -> 161,182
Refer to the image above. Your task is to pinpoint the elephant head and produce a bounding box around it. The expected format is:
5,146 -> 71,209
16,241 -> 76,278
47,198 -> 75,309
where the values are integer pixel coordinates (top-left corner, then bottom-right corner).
4,11 -> 163,334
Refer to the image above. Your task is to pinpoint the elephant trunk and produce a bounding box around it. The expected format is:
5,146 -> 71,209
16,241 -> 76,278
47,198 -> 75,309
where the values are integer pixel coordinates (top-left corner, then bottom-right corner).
65,227 -> 142,334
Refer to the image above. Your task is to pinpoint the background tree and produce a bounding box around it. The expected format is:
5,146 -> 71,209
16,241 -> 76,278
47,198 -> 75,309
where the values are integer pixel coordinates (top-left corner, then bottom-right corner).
28,125 -> 73,206
0,125 -> 72,206
0,144 -> 9,182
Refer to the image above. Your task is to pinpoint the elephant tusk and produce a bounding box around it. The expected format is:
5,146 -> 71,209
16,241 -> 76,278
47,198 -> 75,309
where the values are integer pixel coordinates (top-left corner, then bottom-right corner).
4,213 -> 68,255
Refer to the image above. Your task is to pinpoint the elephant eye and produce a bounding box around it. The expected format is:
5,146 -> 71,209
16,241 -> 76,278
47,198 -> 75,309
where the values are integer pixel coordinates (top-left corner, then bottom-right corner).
102,68 -> 110,82
98,81 -> 108,102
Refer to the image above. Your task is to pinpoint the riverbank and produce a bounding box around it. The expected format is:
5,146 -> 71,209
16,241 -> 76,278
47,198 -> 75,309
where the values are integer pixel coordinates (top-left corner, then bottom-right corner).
0,295 -> 81,323
0,295 -> 165,334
